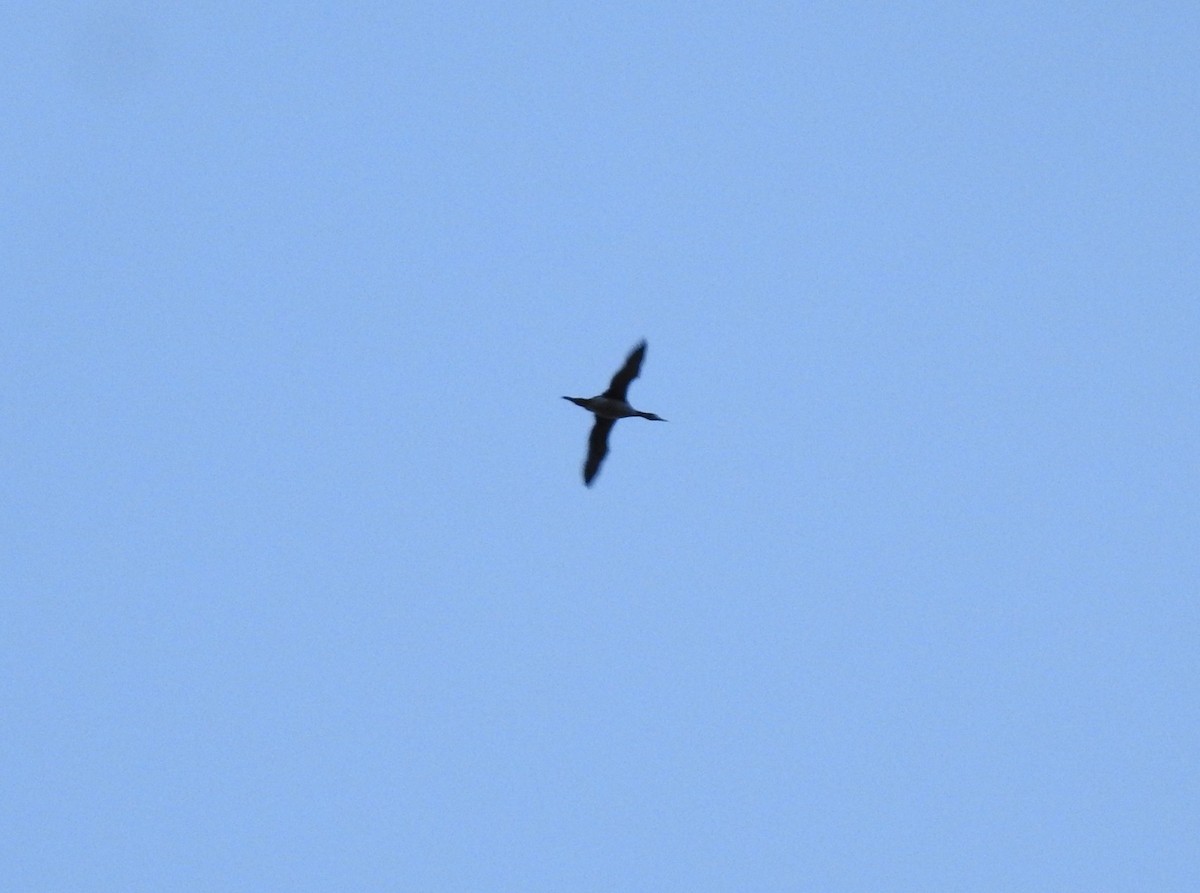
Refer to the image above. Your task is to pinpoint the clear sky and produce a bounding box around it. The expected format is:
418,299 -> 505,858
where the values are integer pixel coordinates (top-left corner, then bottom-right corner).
4,3 -> 1198,890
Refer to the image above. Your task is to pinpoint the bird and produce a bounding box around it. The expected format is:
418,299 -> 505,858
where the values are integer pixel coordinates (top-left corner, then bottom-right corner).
563,340 -> 666,486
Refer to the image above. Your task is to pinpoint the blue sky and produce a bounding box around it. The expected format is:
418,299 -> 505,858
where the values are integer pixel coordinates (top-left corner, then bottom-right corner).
4,2 -> 1198,890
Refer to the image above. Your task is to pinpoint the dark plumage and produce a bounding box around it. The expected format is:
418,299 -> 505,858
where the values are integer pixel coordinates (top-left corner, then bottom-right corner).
584,417 -> 615,485
602,340 -> 646,402
563,340 -> 666,486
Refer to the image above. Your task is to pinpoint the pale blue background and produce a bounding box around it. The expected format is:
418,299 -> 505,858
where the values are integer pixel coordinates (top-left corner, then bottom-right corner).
4,3 -> 1198,890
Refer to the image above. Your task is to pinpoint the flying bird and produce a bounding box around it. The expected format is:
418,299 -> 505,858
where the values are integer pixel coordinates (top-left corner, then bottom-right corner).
563,340 -> 666,486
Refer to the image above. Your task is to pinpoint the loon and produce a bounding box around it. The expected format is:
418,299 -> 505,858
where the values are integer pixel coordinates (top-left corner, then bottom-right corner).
563,340 -> 666,486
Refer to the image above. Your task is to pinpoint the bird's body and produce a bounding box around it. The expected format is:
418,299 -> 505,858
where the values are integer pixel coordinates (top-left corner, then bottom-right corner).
562,340 -> 666,486
562,395 -> 660,420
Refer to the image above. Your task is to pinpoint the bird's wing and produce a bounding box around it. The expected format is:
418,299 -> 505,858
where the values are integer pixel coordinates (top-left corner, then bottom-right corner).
583,417 -> 616,486
601,341 -> 647,401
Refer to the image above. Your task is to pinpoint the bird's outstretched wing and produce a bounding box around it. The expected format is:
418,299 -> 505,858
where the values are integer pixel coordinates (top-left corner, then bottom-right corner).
583,417 -> 616,486
601,340 -> 647,401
